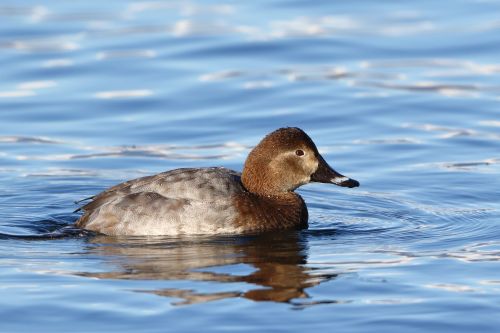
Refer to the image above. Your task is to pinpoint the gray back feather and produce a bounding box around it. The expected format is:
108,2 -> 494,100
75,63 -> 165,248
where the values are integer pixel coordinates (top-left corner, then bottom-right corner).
76,167 -> 246,235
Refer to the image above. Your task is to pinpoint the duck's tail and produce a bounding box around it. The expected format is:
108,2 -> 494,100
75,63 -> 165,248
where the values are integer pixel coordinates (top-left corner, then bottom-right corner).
73,196 -> 95,213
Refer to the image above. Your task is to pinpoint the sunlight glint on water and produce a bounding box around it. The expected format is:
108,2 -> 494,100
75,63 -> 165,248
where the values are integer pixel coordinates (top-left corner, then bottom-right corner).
1,1 -> 500,332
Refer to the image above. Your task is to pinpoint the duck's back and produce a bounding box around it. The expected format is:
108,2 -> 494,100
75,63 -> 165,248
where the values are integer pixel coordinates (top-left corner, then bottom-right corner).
76,167 -> 246,235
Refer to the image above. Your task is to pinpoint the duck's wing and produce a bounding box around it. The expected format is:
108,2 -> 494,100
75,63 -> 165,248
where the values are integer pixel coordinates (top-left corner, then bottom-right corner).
74,174 -> 157,213
76,191 -> 239,236
75,167 -> 244,234
76,167 -> 243,213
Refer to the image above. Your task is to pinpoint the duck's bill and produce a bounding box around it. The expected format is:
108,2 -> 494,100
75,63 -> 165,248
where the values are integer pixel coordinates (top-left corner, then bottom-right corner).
311,155 -> 360,188
329,175 -> 360,188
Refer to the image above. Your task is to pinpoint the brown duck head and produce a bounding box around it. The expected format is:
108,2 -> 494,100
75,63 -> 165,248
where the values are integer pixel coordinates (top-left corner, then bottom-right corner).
241,127 -> 359,196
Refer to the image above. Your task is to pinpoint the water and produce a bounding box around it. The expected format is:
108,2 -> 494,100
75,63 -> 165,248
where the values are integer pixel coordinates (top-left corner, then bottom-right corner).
1,0 -> 500,331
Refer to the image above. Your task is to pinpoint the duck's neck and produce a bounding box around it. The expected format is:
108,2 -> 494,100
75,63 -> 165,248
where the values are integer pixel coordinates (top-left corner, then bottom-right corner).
241,165 -> 285,196
234,190 -> 309,232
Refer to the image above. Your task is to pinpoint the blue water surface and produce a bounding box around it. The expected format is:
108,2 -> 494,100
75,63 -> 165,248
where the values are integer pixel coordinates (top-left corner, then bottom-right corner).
1,1 -> 500,332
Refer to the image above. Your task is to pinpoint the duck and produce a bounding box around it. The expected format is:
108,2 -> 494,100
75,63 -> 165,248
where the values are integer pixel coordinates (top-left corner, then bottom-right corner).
75,127 -> 359,236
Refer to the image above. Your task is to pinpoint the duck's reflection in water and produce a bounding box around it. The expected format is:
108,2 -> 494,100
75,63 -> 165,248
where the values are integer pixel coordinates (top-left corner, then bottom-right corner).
78,231 -> 339,306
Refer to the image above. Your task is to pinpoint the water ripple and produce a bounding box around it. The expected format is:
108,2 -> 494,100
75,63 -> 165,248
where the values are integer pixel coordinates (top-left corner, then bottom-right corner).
11,142 -> 248,162
1,0 -> 500,330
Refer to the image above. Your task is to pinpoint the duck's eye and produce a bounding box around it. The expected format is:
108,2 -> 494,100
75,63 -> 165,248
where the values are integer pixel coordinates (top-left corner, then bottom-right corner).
295,149 -> 305,156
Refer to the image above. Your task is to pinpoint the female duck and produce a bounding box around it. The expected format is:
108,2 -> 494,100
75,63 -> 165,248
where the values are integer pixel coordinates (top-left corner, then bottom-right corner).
75,127 -> 359,235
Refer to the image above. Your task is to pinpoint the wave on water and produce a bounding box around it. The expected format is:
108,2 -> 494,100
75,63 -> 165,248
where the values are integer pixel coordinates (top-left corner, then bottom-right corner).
0,214 -> 91,240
